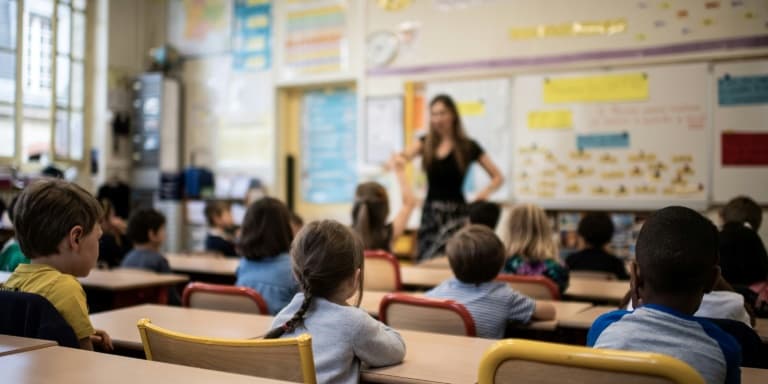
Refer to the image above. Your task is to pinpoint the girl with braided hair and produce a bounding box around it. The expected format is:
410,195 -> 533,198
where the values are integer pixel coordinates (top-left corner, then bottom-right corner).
265,220 -> 406,384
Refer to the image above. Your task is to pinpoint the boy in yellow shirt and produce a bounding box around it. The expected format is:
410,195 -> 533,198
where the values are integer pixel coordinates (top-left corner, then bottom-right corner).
2,179 -> 113,351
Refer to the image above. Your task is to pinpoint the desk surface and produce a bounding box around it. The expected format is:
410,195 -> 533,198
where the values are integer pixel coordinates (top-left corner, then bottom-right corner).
90,304 -> 272,350
166,253 -> 239,276
0,335 -> 57,357
0,346 -> 291,384
743,367 -> 768,384
563,279 -> 629,303
1,269 -> 188,291
557,305 -> 619,329
399,266 -> 453,288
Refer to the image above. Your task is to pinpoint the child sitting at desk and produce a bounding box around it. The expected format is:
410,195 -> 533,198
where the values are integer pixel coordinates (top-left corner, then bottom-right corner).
266,220 -> 405,384
0,196 -> 29,272
566,212 -> 629,280
426,225 -> 555,338
121,208 -> 180,304
203,201 -> 237,257
588,206 -> 741,384
1,180 -> 113,351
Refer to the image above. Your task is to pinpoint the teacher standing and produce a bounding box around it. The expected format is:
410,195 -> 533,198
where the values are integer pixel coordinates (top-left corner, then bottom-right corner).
400,94 -> 504,261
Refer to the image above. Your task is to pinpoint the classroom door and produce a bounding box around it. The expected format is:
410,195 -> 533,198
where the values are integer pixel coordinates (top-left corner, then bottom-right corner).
276,84 -> 356,223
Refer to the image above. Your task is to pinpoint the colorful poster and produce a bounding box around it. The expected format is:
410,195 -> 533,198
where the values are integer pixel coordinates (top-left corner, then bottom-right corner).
718,74 -> 768,106
168,0 -> 232,56
721,132 -> 768,165
302,88 -> 357,203
282,0 -> 348,78
233,0 -> 272,71
543,73 -> 649,103
528,110 -> 573,129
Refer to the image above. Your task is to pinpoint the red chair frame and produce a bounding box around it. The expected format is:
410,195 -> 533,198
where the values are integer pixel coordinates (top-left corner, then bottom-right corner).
379,293 -> 477,337
364,250 -> 404,291
495,274 -> 561,300
181,282 -> 269,315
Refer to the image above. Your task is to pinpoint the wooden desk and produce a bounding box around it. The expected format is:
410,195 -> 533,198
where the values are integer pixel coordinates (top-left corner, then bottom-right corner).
399,266 -> 453,289
743,367 -> 768,384
166,253 -> 239,284
0,346 -> 291,384
417,257 -> 450,269
564,278 -> 629,304
755,318 -> 768,343
0,335 -> 56,357
90,304 -> 273,350
1,269 -> 189,312
557,305 -> 618,329
362,329 -> 495,384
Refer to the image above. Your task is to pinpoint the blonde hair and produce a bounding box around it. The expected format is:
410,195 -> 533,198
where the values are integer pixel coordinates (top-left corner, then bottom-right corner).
505,204 -> 557,262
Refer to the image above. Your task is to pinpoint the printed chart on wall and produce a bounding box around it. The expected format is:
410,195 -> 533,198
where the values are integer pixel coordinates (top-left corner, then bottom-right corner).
513,63 -> 710,210
713,60 -> 768,204
425,78 -> 512,201
281,0 -> 349,79
302,88 -> 357,203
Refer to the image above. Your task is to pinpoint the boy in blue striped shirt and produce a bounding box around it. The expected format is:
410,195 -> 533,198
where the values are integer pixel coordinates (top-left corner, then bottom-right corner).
425,225 -> 555,338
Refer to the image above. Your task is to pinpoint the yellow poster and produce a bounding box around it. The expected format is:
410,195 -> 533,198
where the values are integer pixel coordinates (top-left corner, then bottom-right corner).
457,101 -> 486,116
509,18 -> 627,40
543,73 -> 649,103
528,110 -> 573,129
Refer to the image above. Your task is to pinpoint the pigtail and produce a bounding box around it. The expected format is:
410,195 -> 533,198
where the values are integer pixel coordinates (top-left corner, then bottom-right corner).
264,291 -> 313,339
353,200 -> 374,249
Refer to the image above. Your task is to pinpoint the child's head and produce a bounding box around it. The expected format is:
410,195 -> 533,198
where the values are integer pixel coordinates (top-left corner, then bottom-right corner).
265,220 -> 364,339
127,209 -> 166,247
633,206 -> 719,313
721,196 -> 762,231
505,204 -> 557,262
204,201 -> 234,229
238,197 -> 293,260
7,194 -> 19,224
467,201 -> 501,229
447,225 -> 505,284
13,180 -> 103,276
351,182 -> 390,250
577,212 -> 615,248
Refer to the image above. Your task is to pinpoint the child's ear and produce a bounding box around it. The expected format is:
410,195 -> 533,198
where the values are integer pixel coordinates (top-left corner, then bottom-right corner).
629,261 -> 643,308
68,225 -> 84,250
704,265 -> 721,294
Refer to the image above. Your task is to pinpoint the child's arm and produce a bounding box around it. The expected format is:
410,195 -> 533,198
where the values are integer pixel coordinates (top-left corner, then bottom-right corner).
352,315 -> 406,367
80,329 -> 114,351
532,301 -> 556,321
390,154 -> 416,242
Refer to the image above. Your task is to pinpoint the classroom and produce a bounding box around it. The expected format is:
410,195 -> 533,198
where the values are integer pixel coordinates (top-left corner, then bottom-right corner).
1,0 -> 768,383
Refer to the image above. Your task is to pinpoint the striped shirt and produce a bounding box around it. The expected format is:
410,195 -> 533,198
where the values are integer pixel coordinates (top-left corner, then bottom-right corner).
425,278 -> 536,338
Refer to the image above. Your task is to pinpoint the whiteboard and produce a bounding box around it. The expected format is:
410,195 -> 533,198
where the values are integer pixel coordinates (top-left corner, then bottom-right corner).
512,63 -> 711,210
365,96 -> 404,165
425,78 -> 512,201
712,60 -> 768,204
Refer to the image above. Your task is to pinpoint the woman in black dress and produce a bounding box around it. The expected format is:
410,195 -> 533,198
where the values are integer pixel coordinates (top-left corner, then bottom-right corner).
400,94 -> 504,261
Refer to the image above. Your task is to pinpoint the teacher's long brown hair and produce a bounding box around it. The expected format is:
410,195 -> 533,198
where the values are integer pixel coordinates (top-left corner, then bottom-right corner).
422,94 -> 473,174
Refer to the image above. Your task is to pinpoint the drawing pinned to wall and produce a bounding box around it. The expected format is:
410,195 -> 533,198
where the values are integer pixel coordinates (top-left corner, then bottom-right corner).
281,0 -> 349,78
731,0 -> 744,7
508,18 -> 627,40
527,110 -> 573,129
169,0 -> 232,56
677,9 -> 689,18
721,133 -> 768,165
702,17 -> 715,26
233,0 -> 272,71
718,73 -> 768,105
705,1 -> 721,9
376,0 -> 412,11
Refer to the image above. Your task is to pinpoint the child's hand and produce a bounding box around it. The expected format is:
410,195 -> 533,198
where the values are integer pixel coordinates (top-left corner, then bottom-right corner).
91,329 -> 114,352
391,154 -> 407,171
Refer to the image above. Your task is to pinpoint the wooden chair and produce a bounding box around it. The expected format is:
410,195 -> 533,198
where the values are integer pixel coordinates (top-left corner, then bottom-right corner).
137,318 -> 316,383
379,293 -> 476,336
495,274 -> 560,300
181,282 -> 269,315
570,270 -> 618,281
364,250 -> 403,291
478,339 -> 705,384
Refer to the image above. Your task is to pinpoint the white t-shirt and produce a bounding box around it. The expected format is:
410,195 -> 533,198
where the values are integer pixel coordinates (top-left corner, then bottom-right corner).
627,290 -> 750,326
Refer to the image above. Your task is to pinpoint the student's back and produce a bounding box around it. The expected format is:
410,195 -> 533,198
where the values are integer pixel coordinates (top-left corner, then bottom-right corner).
121,248 -> 170,273
566,212 -> 628,280
235,197 -> 298,314
425,225 -> 554,338
120,209 -> 170,274
588,206 -> 741,384
266,220 -> 405,384
719,222 -> 768,286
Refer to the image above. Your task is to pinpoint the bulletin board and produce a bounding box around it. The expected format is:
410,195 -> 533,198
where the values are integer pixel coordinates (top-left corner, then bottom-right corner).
425,78 -> 513,201
512,63 -> 711,210
712,59 -> 768,204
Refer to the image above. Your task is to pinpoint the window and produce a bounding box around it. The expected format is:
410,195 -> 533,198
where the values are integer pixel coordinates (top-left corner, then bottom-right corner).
0,0 -> 87,163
